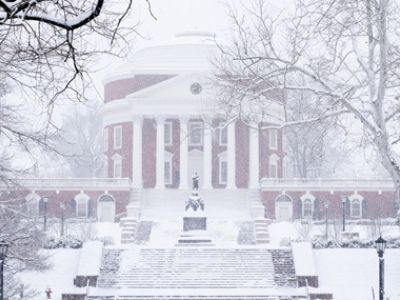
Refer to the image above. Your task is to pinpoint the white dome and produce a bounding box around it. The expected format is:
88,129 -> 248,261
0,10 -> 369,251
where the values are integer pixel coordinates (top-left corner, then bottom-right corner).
108,32 -> 220,80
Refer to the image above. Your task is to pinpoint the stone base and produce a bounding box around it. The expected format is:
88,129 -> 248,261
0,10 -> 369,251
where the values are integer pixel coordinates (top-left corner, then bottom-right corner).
183,217 -> 207,231
176,230 -> 214,246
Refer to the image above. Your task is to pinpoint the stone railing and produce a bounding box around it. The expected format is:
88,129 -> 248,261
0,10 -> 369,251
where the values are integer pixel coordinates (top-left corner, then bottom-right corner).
1,178 -> 132,190
260,177 -> 395,191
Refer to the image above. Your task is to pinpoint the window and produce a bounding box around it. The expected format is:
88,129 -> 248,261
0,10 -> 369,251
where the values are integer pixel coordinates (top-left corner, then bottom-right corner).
26,193 -> 40,216
269,129 -> 278,150
113,157 -> 122,178
219,160 -> 228,184
164,160 -> 172,184
218,122 -> 227,145
302,199 -> 314,218
113,126 -> 122,149
103,128 -> 109,152
268,156 -> 278,178
351,199 -> 362,218
164,121 -> 173,145
189,122 -> 203,145
75,197 -> 88,218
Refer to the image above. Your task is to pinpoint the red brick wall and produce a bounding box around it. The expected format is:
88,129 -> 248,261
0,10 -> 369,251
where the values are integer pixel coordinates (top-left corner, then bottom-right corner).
104,75 -> 176,102
105,122 -> 133,179
261,190 -> 397,219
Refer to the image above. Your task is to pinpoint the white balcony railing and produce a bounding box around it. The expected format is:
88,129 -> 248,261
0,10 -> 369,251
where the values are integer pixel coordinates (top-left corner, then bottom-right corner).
1,178 -> 132,190
260,177 -> 395,191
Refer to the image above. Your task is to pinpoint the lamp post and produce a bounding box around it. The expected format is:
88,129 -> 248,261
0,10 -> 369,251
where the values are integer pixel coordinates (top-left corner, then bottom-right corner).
341,196 -> 347,232
375,236 -> 387,300
0,240 -> 9,300
43,197 -> 48,231
60,202 -> 65,237
324,202 -> 329,239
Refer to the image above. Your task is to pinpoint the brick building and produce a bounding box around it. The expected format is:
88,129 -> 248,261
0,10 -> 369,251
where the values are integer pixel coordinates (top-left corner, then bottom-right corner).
2,32 -> 398,222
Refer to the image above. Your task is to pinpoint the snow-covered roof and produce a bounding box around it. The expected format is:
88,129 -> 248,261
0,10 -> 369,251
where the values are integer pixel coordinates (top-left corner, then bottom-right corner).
105,32 -> 220,83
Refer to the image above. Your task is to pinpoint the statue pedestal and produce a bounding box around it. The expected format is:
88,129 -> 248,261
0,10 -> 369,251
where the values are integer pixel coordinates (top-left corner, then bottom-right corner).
183,217 -> 207,231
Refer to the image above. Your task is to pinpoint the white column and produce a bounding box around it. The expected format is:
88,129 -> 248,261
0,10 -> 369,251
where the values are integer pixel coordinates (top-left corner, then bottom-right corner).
155,115 -> 165,189
248,125 -> 260,188
179,116 -> 189,189
203,121 -> 213,189
132,116 -> 143,188
226,120 -> 237,189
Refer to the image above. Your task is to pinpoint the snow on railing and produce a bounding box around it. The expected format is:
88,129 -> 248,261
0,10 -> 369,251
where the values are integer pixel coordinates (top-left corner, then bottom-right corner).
1,177 -> 132,189
260,177 -> 395,190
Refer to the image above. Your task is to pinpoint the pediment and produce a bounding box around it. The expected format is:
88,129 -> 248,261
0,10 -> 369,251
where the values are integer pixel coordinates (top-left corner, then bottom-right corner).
126,72 -> 213,101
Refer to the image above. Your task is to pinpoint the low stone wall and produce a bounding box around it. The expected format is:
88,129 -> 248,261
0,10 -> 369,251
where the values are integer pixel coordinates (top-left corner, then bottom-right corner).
73,275 -> 97,287
62,293 -> 86,300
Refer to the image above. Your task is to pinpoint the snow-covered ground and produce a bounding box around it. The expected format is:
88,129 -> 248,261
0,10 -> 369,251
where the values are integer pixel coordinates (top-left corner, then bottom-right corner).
17,220 -> 400,300
18,249 -> 84,300
315,249 -> 400,300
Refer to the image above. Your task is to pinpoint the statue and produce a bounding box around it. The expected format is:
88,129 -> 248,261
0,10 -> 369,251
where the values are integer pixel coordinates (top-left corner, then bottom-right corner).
192,172 -> 200,191
185,191 -> 204,212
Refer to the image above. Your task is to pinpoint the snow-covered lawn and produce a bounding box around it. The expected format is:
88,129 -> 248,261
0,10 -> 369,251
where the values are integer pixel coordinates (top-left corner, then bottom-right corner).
315,249 -> 400,300
18,249 -> 84,300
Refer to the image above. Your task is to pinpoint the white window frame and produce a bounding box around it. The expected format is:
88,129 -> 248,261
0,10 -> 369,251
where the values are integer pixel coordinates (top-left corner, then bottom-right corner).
164,159 -> 172,185
349,194 -> 363,218
113,126 -> 122,149
302,199 -> 314,219
25,193 -> 41,216
103,127 -> 109,152
269,155 -> 279,178
189,121 -> 203,146
219,160 -> 228,184
218,121 -> 228,146
300,193 -> 315,219
113,155 -> 122,178
164,121 -> 173,146
269,129 -> 278,150
75,194 -> 89,218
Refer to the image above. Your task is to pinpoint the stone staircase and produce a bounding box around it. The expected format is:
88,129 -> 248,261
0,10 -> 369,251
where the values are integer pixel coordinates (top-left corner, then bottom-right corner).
88,247 -> 306,300
248,189 -> 270,244
96,248 -> 297,289
96,249 -> 122,288
120,188 -> 143,244
87,295 -> 307,300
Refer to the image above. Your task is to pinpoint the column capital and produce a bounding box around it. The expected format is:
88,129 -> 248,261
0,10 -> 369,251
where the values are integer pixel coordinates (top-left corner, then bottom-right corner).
132,115 -> 143,124
155,115 -> 166,123
179,115 -> 190,123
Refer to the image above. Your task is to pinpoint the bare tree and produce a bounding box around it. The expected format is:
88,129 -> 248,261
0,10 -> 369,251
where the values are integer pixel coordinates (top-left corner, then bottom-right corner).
214,0 -> 400,207
52,102 -> 104,178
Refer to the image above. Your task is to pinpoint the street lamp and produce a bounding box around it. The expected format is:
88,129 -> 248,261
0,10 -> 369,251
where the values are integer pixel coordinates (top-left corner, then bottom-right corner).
43,197 -> 48,231
60,202 -> 65,237
341,196 -> 347,232
375,235 -> 387,300
0,240 -> 9,300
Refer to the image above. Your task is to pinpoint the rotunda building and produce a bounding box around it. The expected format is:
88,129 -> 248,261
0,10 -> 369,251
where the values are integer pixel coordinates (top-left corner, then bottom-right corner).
102,32 -> 286,191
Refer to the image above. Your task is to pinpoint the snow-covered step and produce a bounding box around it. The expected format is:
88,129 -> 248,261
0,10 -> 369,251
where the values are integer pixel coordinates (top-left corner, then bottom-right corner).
254,219 -> 270,244
120,218 -> 139,244
115,248 -> 277,289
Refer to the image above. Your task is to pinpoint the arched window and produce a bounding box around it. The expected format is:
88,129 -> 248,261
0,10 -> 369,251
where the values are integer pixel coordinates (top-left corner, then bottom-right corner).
350,199 -> 362,218
348,194 -> 363,218
74,193 -> 90,218
303,199 -> 314,218
25,193 -> 41,216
